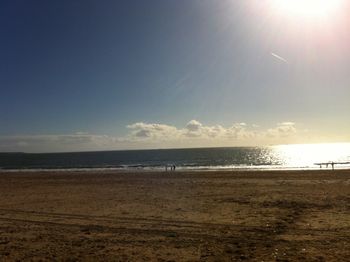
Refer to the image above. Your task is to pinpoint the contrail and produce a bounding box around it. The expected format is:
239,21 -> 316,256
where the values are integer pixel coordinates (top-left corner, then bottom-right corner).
271,52 -> 288,64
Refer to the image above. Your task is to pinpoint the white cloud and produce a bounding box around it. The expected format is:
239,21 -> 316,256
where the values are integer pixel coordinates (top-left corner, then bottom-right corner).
266,122 -> 297,138
185,120 -> 214,138
186,120 -> 202,132
126,120 -> 298,144
126,122 -> 180,140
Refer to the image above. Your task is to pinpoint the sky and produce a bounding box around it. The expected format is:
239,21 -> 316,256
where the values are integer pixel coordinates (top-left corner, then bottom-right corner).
1,0 -> 350,152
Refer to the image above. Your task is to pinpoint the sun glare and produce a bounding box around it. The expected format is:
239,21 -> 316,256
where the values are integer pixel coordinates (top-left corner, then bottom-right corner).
274,143 -> 350,168
271,0 -> 343,19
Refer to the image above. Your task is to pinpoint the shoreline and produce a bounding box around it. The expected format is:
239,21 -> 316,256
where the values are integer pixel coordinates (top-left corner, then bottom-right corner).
1,165 -> 350,173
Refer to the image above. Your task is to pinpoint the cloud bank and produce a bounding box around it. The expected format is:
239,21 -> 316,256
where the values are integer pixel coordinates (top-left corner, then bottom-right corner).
0,120 -> 300,152
126,120 -> 256,141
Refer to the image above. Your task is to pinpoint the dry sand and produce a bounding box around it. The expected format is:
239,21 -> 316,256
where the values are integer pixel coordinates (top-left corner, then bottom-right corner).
0,170 -> 350,261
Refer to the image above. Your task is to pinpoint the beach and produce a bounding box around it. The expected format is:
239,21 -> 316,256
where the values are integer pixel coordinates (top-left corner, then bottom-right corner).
0,170 -> 349,261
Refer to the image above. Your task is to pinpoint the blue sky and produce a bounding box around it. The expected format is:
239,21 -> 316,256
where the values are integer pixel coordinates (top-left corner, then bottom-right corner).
1,0 -> 349,152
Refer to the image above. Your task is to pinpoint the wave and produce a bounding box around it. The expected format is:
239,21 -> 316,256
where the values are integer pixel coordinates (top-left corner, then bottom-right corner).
2,163 -> 350,172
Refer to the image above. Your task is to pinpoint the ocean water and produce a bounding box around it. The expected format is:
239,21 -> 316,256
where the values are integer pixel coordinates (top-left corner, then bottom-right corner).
0,143 -> 350,171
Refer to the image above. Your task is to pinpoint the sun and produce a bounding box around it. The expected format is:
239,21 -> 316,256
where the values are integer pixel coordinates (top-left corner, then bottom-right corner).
271,0 -> 343,19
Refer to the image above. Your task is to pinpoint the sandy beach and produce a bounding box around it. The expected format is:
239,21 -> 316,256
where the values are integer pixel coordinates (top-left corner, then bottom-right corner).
0,170 -> 349,261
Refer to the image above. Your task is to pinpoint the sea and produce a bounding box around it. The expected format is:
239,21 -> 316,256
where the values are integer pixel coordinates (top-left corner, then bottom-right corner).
1,143 -> 350,171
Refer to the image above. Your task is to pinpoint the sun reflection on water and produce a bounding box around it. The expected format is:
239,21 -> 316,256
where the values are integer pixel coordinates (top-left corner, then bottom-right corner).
272,143 -> 350,168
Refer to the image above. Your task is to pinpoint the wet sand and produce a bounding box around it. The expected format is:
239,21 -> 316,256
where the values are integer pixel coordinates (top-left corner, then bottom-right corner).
0,170 -> 349,261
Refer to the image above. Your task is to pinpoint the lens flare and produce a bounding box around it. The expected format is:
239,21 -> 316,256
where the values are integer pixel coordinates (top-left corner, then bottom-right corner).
271,0 -> 343,19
